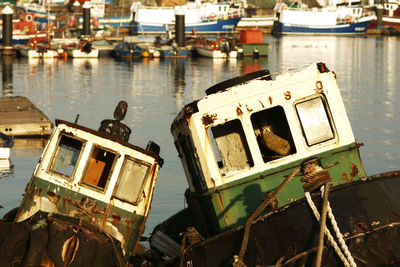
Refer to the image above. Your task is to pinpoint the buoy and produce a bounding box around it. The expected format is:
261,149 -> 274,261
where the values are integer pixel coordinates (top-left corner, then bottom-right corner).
153,50 -> 161,58
142,50 -> 150,58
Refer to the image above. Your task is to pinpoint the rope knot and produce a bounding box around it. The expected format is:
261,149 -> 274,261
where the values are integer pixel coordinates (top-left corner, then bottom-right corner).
301,159 -> 331,192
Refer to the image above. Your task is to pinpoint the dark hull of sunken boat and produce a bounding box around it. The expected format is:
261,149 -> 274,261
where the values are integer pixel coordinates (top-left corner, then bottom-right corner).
173,172 -> 400,266
0,211 -> 125,267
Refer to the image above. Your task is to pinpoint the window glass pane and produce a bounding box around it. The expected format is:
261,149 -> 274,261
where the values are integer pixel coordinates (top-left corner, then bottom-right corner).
114,158 -> 150,204
251,106 -> 296,163
82,146 -> 116,190
208,119 -> 253,174
296,97 -> 334,146
50,135 -> 83,177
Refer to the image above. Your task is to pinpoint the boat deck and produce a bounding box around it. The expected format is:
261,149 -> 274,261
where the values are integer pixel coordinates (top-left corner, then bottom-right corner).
0,96 -> 52,137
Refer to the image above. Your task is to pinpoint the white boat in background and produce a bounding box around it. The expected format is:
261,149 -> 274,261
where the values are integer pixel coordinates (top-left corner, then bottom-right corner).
129,0 -> 246,34
20,47 -> 59,58
195,37 -> 237,58
0,132 -> 13,160
272,1 -> 376,35
196,47 -> 238,58
64,41 -> 99,58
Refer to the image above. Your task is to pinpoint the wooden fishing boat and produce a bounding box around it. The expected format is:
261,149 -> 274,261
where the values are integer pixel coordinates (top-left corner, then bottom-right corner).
144,63 -> 400,266
0,101 -> 163,266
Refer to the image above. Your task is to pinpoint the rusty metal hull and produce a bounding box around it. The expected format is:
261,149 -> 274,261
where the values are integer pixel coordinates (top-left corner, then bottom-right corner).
179,172 -> 400,266
0,211 -> 125,266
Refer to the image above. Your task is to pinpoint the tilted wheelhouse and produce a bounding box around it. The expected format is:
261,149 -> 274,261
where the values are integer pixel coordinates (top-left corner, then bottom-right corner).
170,63 -> 366,235
16,118 -> 162,260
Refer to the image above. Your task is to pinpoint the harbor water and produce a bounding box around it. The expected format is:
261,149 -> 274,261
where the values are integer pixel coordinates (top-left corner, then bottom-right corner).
1,35 -> 400,239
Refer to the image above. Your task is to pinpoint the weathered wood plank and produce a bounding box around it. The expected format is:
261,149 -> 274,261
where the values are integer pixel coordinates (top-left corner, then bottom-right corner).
0,96 -> 52,136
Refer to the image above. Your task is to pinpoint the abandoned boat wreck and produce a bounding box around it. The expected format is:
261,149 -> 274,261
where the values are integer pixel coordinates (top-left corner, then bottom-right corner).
147,63 -> 400,266
0,101 -> 163,266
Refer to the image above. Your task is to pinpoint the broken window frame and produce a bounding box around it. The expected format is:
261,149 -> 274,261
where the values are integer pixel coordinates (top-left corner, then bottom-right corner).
207,119 -> 254,176
112,156 -> 152,206
80,144 -> 118,193
48,133 -> 86,179
250,105 -> 296,163
295,95 -> 335,147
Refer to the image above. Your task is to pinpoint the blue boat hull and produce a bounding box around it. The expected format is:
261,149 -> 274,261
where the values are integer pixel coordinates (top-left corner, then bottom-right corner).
272,20 -> 372,35
130,17 -> 241,34
112,42 -> 143,59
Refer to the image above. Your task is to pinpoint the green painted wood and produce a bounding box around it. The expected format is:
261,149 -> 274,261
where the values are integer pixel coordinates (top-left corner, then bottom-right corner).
18,176 -> 146,260
199,142 -> 366,231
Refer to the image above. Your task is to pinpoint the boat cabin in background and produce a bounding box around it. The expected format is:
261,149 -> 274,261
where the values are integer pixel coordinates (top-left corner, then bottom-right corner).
15,102 -> 163,261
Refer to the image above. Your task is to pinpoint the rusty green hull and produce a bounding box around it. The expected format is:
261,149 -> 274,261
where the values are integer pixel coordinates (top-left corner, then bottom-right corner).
185,142 -> 366,235
179,172 -> 400,266
18,176 -> 146,260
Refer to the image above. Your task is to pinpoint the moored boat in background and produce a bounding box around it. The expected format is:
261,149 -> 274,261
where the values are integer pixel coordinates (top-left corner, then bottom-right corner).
63,40 -> 99,58
129,0 -> 245,35
272,2 -> 376,35
194,37 -> 237,58
0,132 -> 13,160
369,0 -> 400,32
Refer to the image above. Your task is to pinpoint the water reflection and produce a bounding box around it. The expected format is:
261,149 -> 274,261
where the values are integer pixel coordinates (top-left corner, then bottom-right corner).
2,55 -> 13,97
13,137 -> 49,149
0,159 -> 14,179
172,59 -> 185,108
239,57 -> 268,74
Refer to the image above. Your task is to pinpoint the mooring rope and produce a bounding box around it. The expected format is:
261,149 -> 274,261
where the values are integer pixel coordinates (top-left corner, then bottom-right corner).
315,182 -> 331,267
305,190 -> 351,267
321,186 -> 357,267
235,168 -> 301,264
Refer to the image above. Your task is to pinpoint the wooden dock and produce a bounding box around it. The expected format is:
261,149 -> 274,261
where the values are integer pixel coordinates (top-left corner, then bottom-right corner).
0,96 -> 53,137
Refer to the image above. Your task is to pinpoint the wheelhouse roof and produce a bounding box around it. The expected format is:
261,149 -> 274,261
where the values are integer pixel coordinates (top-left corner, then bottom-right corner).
55,119 -> 162,163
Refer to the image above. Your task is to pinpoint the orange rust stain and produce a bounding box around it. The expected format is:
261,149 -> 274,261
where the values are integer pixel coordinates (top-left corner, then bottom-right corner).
202,114 -> 217,126
215,192 -> 229,226
40,258 -> 55,267
111,213 -> 121,225
269,96 -> 272,104
351,163 -> 359,178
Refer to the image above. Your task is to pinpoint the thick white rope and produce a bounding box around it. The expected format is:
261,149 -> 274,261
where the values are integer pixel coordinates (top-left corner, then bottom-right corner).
305,191 -> 351,267
320,187 -> 357,267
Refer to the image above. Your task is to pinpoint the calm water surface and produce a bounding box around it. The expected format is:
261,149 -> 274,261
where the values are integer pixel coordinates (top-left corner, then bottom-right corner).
1,35 -> 400,238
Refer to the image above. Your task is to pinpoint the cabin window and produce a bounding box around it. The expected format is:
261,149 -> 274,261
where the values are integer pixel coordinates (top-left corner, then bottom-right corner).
296,97 -> 334,146
50,135 -> 83,178
113,157 -> 151,205
82,146 -> 116,190
251,106 -> 296,163
208,119 -> 254,174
